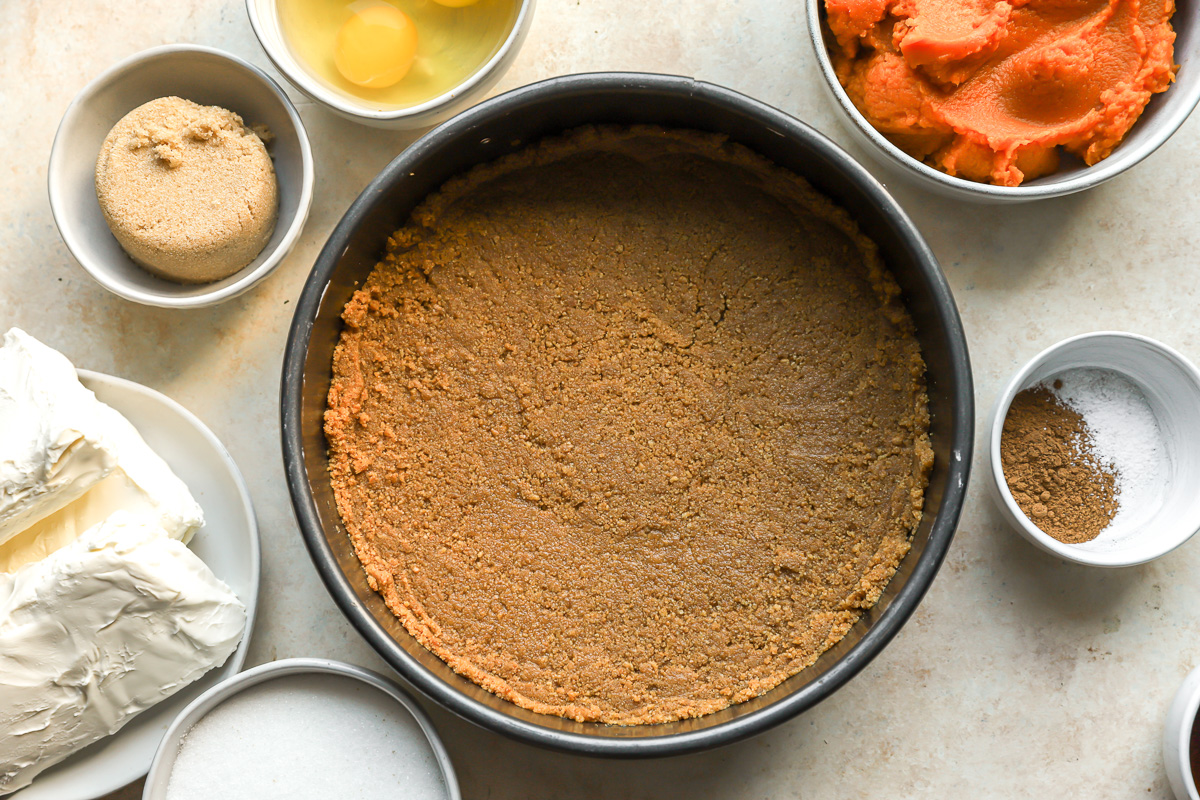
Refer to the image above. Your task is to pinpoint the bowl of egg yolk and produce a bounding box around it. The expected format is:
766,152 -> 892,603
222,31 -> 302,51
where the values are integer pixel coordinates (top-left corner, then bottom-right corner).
247,0 -> 535,128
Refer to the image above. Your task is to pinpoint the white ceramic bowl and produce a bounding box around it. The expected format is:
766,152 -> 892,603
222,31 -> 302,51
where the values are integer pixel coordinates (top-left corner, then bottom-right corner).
48,44 -> 314,308
142,658 -> 461,800
15,369 -> 260,800
246,0 -> 536,129
986,332 -> 1200,567
1165,665 -> 1200,800
805,0 -> 1200,202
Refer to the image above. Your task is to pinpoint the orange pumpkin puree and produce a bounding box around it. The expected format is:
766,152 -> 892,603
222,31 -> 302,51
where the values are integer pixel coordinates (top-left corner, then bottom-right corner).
826,0 -> 1177,185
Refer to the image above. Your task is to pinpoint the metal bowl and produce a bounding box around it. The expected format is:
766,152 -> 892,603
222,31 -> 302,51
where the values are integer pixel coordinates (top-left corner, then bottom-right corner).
281,72 -> 974,757
805,0 -> 1200,202
986,332 -> 1200,567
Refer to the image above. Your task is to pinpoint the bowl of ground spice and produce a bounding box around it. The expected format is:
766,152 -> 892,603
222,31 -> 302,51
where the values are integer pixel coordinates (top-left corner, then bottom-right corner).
988,332 -> 1200,567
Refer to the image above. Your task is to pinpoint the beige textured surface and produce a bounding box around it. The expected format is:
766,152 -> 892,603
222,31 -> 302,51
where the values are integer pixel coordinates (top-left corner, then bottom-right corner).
2,0 -> 1198,797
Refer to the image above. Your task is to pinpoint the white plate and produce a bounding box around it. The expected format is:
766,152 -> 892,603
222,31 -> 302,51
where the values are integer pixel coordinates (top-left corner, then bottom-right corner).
10,370 -> 261,800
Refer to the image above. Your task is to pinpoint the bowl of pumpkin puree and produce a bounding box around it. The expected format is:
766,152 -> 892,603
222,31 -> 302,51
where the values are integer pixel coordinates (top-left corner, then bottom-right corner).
807,0 -> 1200,200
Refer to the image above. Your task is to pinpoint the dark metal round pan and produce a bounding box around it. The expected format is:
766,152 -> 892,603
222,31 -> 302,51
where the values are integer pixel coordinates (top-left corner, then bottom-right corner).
281,72 -> 973,758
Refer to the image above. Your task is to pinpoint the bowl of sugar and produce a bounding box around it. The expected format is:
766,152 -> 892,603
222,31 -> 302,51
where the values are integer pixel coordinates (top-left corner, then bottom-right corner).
142,658 -> 460,800
986,332 -> 1200,567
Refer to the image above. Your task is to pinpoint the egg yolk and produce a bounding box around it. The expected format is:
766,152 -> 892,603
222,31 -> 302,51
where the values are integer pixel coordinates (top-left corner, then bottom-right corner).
334,4 -> 419,89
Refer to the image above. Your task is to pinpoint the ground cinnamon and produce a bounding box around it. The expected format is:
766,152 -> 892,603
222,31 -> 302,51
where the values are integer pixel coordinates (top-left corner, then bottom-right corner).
1000,384 -> 1118,544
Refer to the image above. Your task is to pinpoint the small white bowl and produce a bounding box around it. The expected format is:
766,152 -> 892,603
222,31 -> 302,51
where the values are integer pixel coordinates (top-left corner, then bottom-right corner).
805,0 -> 1200,202
48,44 -> 315,308
1165,665 -> 1200,800
142,658 -> 460,800
986,332 -> 1200,567
246,0 -> 535,129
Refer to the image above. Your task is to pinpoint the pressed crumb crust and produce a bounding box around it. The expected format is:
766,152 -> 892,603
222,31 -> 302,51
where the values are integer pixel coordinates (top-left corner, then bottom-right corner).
325,126 -> 934,725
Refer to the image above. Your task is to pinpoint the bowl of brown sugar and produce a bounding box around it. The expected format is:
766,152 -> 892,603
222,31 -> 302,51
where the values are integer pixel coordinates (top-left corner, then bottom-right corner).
49,45 -> 314,307
988,332 -> 1200,567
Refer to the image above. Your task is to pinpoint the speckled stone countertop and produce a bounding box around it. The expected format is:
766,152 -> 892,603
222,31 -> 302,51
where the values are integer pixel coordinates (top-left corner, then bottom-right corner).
4,1 -> 1200,797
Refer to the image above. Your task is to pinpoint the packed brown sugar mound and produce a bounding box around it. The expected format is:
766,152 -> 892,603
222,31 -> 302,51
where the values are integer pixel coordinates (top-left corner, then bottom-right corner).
325,126 -> 934,725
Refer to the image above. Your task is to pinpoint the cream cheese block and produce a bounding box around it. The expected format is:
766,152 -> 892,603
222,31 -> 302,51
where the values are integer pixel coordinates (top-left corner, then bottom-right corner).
0,512 -> 246,795
0,329 -> 202,569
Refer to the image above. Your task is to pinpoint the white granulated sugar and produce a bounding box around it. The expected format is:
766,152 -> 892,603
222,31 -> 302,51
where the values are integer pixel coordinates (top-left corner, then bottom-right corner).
1047,367 -> 1169,542
165,673 -> 449,800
